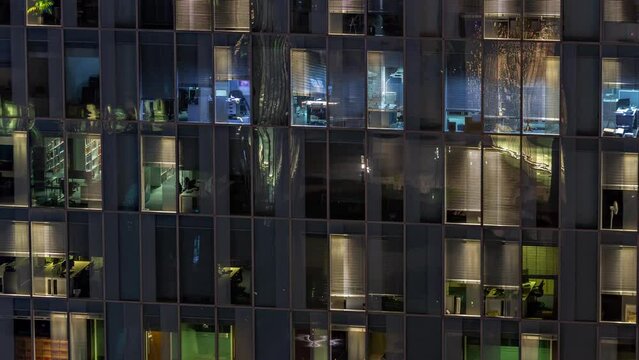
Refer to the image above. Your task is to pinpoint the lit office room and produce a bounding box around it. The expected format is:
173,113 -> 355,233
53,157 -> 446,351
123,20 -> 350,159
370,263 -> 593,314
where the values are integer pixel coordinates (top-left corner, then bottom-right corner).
141,130 -> 177,212
66,121 -> 101,209
602,50 -> 639,138
367,39 -> 404,130
600,233 -> 637,324
0,119 -> 28,206
214,34 -> 251,125
601,140 -> 638,231
30,120 -> 65,208
291,38 -> 328,127
0,220 -> 30,295
31,221 -> 67,297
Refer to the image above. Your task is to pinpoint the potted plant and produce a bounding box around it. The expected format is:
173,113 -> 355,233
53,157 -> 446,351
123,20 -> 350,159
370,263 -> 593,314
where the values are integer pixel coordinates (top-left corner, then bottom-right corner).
27,0 -> 54,25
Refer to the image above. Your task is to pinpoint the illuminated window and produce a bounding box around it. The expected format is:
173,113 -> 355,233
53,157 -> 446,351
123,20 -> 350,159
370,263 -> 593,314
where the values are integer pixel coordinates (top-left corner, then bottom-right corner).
601,244 -> 637,323
445,238 -> 481,316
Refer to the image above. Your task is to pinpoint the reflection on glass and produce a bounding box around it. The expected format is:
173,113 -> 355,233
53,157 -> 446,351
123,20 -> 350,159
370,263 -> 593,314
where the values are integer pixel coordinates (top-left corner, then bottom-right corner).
253,128 -> 289,217
331,325 -> 366,360
291,49 -> 327,127
521,333 -> 558,360
483,241 -> 520,318
68,213 -> 103,299
0,120 -> 29,206
521,137 -> 560,227
0,221 -> 30,295
30,123 -> 65,207
27,0 -> 61,25
601,151 -> 638,231
216,218 -> 252,306
367,51 -> 404,130
140,32 -> 174,122
445,143 -> 481,224
484,0 -> 522,39
602,58 -> 639,138
35,312 -> 68,359
178,126 -> 214,214
600,326 -> 636,359
214,0 -> 250,31
367,0 -> 403,36
483,136 -> 520,226
367,315 -> 403,359
523,43 -> 560,135
483,321 -> 519,359
445,0 -> 482,38
181,308 -> 215,360
141,136 -> 176,212
70,313 -> 104,359
604,0 -> 639,42
28,29 -> 63,118
483,41 -> 521,134
32,222 -> 66,297
445,238 -> 481,316
330,234 -> 365,311
329,0 -> 365,35
601,245 -> 637,323
444,319 -> 481,359
328,37 -> 366,128
177,33 -> 212,123
445,41 -> 482,133
524,0 -> 560,40
293,312 -> 328,360
367,226 -> 403,312
64,31 -> 100,120
144,306 -> 179,360
68,133 -> 101,209
214,39 -> 251,125
522,243 -> 558,320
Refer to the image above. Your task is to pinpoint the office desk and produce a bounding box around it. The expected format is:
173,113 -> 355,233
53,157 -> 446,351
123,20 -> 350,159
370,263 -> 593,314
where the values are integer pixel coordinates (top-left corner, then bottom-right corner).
180,190 -> 199,213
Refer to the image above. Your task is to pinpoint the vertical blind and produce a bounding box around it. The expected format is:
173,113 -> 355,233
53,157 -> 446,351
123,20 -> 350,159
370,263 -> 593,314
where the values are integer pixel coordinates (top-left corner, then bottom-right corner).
446,238 -> 481,282
601,245 -> 637,294
330,234 -> 365,297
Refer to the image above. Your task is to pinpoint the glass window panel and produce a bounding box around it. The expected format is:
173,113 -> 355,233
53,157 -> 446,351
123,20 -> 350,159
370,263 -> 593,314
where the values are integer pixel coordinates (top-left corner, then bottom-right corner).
522,42 -> 560,135
177,33 -> 213,124
0,119 -> 29,207
445,237 -> 481,316
560,324 -> 596,360
64,0 -> 99,27
178,125 -> 214,214
140,0 -> 173,29
367,50 -> 404,130
143,305 -> 179,360
101,31 -> 137,121
484,0 -> 522,39
367,315 -> 403,359
101,0 -> 136,27
252,35 -> 290,126
483,41 -> 521,134
522,230 -> 558,320
368,224 -> 403,312
445,136 -> 482,224
604,0 -> 639,42
67,121 -> 102,209
521,333 -> 558,360
524,0 -> 560,40
406,0 -> 441,37
102,122 -> 139,211
140,32 -> 174,122
367,0 -> 403,36
564,0 -> 599,41
482,320 -> 519,359
405,39 -> 442,131
561,44 -> 600,137
602,48 -> 639,138
483,229 -> 520,318
328,37 -> 366,128
330,313 -> 366,360
216,218 -> 252,306
0,298 -> 32,358
215,126 -> 251,216
217,308 -> 253,360
141,134 -> 177,212
521,136 -> 560,228
330,233 -> 366,311
291,129 -> 327,219
293,312 -> 328,360
255,310 -> 290,360
254,219 -> 289,308
561,138 -> 599,229
405,134 -> 442,223
406,225 -> 442,315
68,212 -> 103,299
142,215 -> 177,303
176,0 -> 211,30
27,29 -> 63,118
214,34 -> 251,125
214,0 -> 250,31
0,28 -> 27,115
70,311 -> 104,360
482,135 -> 520,226
253,127 -> 289,217
601,141 -> 638,231
445,40 -> 482,133
34,311 -> 68,359
0,220 -> 30,295
329,130 -> 365,220
444,318 -> 481,360
26,0 -> 61,25
560,231 -> 597,322
291,220 -> 328,310
30,120 -> 65,207
252,0 -> 288,32
104,213 -> 140,301
107,303 -> 142,359
367,132 -> 403,221
179,217 -> 214,304
600,233 -> 637,323
329,0 -> 365,35
31,221 -> 66,297
0,0 -> 9,24
600,325 -> 637,360
407,317 -> 441,359
291,0 -> 327,33
445,0 -> 482,38
291,48 -> 327,127
180,307 -> 215,360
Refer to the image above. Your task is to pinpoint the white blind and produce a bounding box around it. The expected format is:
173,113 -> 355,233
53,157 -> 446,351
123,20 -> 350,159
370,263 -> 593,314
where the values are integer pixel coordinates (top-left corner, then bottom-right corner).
446,239 -> 481,282
330,234 -> 365,297
485,0 -> 521,14
31,222 -> 66,256
214,0 -> 250,31
604,0 -> 637,22
602,152 -> 639,190
176,0 -> 211,30
523,45 -> 560,122
446,146 -> 481,212
0,221 -> 29,256
601,245 -> 637,294
329,0 -> 365,13
291,49 -> 327,98
483,148 -> 520,226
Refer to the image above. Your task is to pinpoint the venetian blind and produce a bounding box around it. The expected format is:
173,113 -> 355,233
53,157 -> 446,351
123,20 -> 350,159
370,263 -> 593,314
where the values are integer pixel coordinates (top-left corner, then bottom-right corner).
214,0 -> 250,31
329,0 -> 365,13
291,49 -> 326,98
445,146 -> 481,213
602,152 -> 639,190
31,222 -> 66,256
601,245 -> 637,294
330,234 -> 365,297
484,241 -> 520,286
446,239 -> 481,282
142,137 -> 176,165
0,221 -> 29,256
176,0 -> 211,31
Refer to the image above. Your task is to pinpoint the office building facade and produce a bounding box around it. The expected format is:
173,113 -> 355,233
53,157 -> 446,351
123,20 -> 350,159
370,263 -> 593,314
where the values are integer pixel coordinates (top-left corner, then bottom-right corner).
0,0 -> 636,358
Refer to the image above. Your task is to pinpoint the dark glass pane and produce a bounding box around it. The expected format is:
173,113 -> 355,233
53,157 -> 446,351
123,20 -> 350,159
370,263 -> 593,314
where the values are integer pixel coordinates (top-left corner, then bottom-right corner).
406,225 -> 442,315
444,318 -> 481,359
255,310 -> 290,360
140,32 -> 174,122
255,219 -> 289,308
218,308 -> 253,360
405,134 -> 442,223
253,127 -> 289,217
367,0 -> 403,36
252,0 -> 287,32
107,303 -> 142,359
328,37 -> 366,128
407,317 -> 440,359
291,220 -> 328,309
142,215 -> 177,303
179,217 -> 214,304
367,132 -> 403,222
368,224 -> 403,312
561,138 -> 599,229
367,315 -> 404,359
68,212 -> 103,299
64,30 -> 99,120
482,320 -> 519,359
564,0 -> 599,41
105,213 -> 140,301
405,0 -> 441,37
177,33 -> 212,123
215,126 -> 251,216
216,218 -> 252,306
329,130 -> 365,220
291,129 -> 327,219
405,39 -> 442,131
178,125 -> 214,214
0,298 -> 31,359
444,0 -> 482,38
561,324 -> 596,360
101,0 -> 136,27
0,119 -> 29,206
102,122 -> 139,211
290,0 -> 327,33
140,0 -> 174,29
561,44 -> 600,136
64,0 -> 99,27
561,231 -> 597,322
101,31 -> 137,121
0,28 -> 26,114
27,29 -> 63,118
